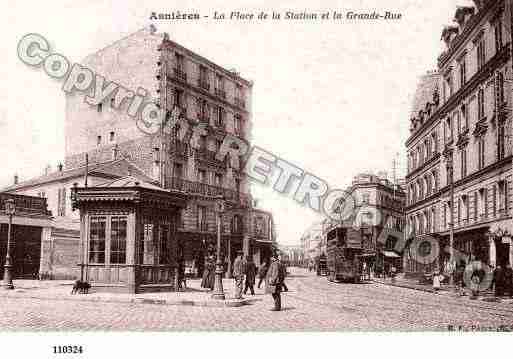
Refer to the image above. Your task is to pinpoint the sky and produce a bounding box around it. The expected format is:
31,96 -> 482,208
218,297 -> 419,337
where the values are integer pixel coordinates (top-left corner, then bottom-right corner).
0,0 -> 473,246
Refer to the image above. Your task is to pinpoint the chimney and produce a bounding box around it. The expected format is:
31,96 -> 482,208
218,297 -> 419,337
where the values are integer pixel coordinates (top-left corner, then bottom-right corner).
13,174 -> 18,185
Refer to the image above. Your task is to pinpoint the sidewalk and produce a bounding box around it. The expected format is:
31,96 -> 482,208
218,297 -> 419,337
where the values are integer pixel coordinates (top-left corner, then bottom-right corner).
0,278 -> 257,308
373,274 -> 513,303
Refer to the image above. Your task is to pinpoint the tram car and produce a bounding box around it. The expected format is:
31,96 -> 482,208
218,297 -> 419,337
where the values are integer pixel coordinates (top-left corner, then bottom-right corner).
316,254 -> 327,276
326,226 -> 363,283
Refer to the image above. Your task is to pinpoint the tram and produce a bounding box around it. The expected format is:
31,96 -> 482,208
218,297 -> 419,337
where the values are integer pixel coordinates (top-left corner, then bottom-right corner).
326,226 -> 363,283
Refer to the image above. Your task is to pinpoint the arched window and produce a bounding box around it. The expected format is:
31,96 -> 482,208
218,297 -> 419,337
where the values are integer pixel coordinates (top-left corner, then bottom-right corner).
231,215 -> 243,234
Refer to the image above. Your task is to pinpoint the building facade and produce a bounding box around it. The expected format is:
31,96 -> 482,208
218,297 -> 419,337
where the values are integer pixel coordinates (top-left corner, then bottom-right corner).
3,27 -> 274,280
405,0 -> 513,275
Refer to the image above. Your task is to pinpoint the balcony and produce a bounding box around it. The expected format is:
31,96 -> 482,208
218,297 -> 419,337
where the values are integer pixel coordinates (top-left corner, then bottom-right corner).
195,148 -> 226,167
168,177 -> 249,205
234,97 -> 245,109
173,68 -> 187,82
169,140 -> 190,158
198,79 -> 210,91
215,88 -> 226,99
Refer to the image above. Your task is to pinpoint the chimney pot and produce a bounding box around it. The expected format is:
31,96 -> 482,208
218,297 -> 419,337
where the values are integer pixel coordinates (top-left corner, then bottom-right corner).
13,174 -> 18,185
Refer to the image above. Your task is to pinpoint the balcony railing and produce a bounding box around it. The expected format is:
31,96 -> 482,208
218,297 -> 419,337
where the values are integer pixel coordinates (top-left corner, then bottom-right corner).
173,68 -> 187,82
234,97 -> 245,109
168,177 -> 250,205
169,140 -> 190,158
195,148 -> 226,166
198,79 -> 210,91
215,88 -> 226,99
0,193 -> 51,216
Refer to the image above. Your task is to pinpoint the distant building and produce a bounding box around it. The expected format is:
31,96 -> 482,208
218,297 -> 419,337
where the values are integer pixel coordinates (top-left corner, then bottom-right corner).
405,1 -> 513,276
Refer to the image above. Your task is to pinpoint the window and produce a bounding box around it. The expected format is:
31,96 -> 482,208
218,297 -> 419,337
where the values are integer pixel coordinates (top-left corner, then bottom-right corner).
235,178 -> 241,194
474,192 -> 478,221
215,106 -> 224,127
499,181 -> 508,213
478,88 -> 485,120
110,216 -> 127,264
495,19 -> 503,53
478,137 -> 485,169
97,103 -> 102,113
109,131 -> 115,142
445,117 -> 453,142
199,136 -> 207,150
493,185 -> 497,216
197,169 -> 207,183
157,223 -> 170,264
443,203 -> 447,229
216,74 -> 224,90
461,104 -> 469,131
498,122 -> 505,160
496,71 -> 505,106
57,188 -> 66,216
199,65 -> 207,83
175,53 -> 184,71
362,193 -> 370,204
232,215 -> 243,234
89,216 -> 106,264
214,173 -> 223,187
255,217 -> 266,237
459,55 -> 466,86
234,114 -> 243,136
215,139 -> 222,153
460,147 -> 467,178
142,222 -> 155,265
477,36 -> 486,69
197,205 -> 207,231
173,163 -> 183,179
97,135 -> 102,145
174,89 -> 184,107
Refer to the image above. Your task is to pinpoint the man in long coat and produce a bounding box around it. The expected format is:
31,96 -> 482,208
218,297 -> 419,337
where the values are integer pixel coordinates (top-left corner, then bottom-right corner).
233,251 -> 245,299
266,254 -> 285,311
257,261 -> 269,289
243,256 -> 257,295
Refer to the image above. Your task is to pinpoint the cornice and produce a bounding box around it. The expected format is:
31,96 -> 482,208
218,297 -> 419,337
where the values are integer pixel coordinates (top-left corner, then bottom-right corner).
406,43 -> 510,147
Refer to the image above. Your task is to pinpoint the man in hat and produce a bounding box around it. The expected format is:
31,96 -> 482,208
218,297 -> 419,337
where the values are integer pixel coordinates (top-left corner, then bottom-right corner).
266,253 -> 285,311
233,250 -> 246,299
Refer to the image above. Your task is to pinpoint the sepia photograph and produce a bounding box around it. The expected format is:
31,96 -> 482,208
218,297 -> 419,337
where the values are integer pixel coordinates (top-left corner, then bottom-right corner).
0,0 -> 512,356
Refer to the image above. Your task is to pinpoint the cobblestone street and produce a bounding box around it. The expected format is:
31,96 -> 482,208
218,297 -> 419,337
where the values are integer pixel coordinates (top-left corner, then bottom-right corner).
1,268 -> 513,331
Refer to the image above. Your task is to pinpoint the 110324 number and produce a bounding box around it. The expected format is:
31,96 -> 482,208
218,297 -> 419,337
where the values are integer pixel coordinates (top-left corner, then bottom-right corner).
53,346 -> 84,354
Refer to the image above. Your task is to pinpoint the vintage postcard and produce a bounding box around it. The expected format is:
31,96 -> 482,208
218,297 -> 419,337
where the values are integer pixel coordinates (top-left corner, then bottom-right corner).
0,0 -> 512,356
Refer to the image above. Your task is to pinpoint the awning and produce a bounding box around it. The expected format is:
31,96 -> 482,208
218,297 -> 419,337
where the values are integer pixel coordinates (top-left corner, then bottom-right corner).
382,250 -> 401,258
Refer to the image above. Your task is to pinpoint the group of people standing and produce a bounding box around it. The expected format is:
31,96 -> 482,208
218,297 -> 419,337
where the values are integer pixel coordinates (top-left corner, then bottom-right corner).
200,251 -> 288,311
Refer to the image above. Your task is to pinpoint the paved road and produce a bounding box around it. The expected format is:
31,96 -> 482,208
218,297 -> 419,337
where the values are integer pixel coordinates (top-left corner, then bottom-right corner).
1,268 -> 513,331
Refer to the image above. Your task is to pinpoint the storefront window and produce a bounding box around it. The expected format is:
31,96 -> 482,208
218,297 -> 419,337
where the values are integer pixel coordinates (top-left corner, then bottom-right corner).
89,216 -> 106,264
110,216 -> 127,264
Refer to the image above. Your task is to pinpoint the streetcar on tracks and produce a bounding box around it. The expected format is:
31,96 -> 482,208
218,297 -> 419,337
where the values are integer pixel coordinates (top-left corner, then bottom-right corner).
326,226 -> 363,283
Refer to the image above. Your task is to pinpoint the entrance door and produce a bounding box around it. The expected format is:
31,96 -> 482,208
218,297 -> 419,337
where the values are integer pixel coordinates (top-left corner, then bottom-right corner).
496,240 -> 510,267
0,224 -> 42,279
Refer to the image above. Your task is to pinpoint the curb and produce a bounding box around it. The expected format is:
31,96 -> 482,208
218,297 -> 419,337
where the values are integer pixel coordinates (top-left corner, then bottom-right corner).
0,291 -> 250,308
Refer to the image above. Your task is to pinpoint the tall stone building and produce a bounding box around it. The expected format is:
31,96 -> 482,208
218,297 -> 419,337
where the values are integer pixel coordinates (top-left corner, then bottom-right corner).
4,27 -> 274,279
405,1 -> 513,275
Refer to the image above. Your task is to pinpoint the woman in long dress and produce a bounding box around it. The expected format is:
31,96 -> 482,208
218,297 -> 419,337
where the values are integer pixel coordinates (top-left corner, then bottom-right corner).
201,256 -> 215,290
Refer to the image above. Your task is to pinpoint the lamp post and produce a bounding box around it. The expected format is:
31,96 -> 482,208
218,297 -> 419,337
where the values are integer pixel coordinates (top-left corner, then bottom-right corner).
3,198 -> 16,290
212,198 -> 226,300
447,161 -> 455,285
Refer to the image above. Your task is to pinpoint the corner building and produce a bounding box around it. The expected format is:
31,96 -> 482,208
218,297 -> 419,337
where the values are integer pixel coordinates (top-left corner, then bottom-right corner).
405,1 -> 513,276
64,27 -> 273,277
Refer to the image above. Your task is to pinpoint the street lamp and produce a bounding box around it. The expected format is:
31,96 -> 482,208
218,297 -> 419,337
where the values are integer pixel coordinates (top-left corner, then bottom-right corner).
3,198 -> 16,290
212,198 -> 226,300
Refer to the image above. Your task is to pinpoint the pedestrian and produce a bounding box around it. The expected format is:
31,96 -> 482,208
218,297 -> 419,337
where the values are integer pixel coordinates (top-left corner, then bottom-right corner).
201,255 -> 215,290
257,260 -> 269,289
280,260 -> 289,292
503,264 -> 513,298
243,256 -> 256,295
493,264 -> 504,298
233,250 -> 245,299
266,253 -> 285,311
432,270 -> 442,291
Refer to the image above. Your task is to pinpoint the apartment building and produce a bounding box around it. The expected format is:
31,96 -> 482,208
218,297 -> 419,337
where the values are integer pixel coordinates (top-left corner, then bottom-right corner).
405,1 -> 513,275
